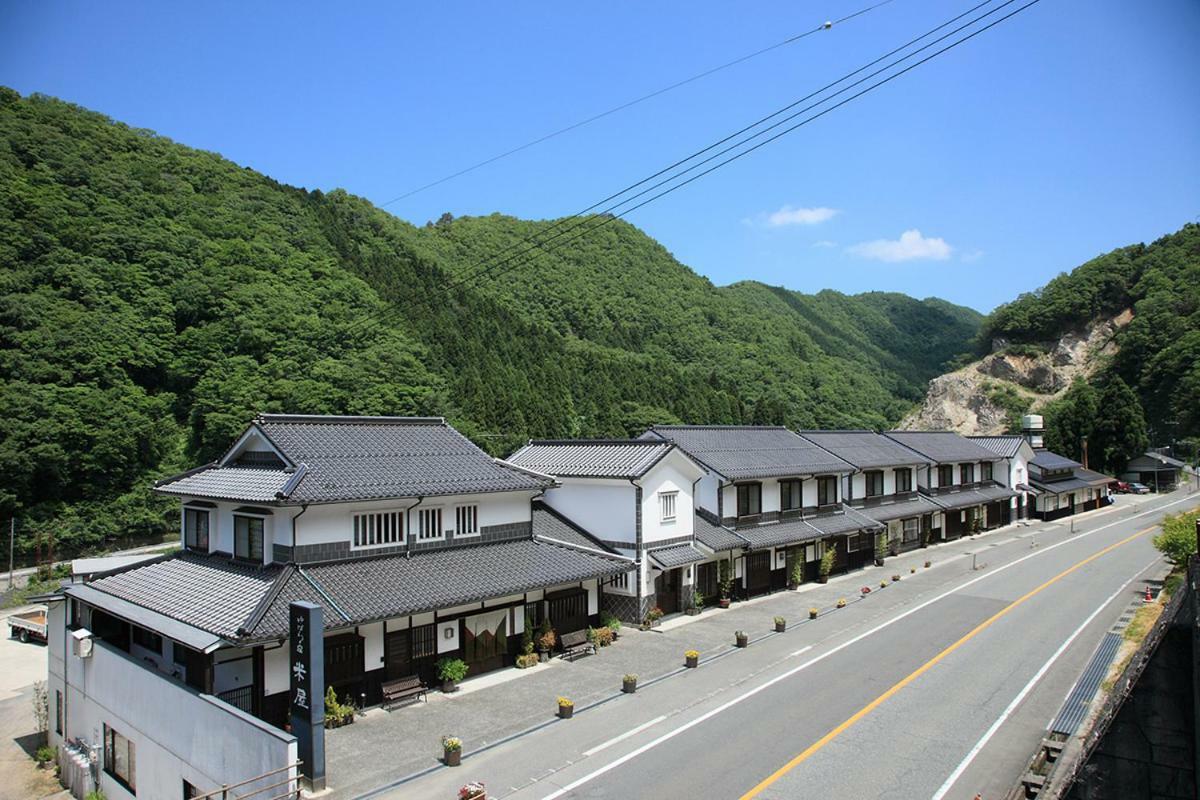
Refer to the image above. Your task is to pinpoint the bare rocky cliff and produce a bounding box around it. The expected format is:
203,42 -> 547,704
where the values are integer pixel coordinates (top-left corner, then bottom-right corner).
899,309 -> 1133,435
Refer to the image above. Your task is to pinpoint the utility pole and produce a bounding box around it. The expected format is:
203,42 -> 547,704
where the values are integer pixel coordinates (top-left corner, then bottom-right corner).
7,517 -> 13,589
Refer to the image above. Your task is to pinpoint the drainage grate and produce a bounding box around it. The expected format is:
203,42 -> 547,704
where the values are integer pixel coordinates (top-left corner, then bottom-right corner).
1050,632 -> 1121,736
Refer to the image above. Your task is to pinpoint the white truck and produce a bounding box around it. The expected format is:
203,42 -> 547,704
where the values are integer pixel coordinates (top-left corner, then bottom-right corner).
7,607 -> 48,644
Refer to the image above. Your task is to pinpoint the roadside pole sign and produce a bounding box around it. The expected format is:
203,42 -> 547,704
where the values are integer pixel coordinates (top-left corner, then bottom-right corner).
289,601 -> 325,791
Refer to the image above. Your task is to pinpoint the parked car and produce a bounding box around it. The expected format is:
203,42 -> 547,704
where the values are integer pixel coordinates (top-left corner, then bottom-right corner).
1111,481 -> 1131,493
1127,482 -> 1151,494
7,608 -> 48,644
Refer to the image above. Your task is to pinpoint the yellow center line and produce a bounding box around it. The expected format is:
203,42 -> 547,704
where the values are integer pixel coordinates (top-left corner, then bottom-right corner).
739,524 -> 1157,800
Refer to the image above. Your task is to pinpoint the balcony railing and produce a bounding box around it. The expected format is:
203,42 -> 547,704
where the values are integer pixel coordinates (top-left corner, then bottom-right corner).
218,685 -> 255,715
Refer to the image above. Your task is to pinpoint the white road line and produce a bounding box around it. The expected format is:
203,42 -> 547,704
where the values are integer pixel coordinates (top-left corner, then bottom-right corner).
581,715 -> 668,757
790,645 -> 814,658
930,556 -> 1160,800
537,496 -> 1190,800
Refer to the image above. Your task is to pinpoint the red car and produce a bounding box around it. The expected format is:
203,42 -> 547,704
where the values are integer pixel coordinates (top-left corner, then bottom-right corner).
1111,481 -> 1132,493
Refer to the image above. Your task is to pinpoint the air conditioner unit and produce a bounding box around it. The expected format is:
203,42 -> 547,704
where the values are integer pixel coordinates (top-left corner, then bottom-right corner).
71,628 -> 93,658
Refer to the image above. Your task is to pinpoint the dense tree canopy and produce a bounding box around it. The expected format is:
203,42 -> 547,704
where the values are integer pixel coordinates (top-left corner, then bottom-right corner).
0,89 -> 983,556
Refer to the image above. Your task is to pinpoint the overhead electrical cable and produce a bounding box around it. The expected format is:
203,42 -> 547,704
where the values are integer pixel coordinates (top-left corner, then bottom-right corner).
377,0 -> 898,205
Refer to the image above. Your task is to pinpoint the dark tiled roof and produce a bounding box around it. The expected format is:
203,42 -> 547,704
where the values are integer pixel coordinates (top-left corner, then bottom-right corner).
1077,468 -> 1115,484
531,502 -> 618,554
883,431 -> 1000,464
928,485 -> 1018,511
854,494 -> 941,523
246,538 -> 628,639
83,553 -> 282,640
798,431 -> 931,469
641,426 -> 851,480
156,415 -> 553,504
1031,451 -> 1082,471
155,467 -> 292,503
508,440 -> 676,479
648,543 -> 707,569
734,517 -> 825,550
804,506 -> 883,536
968,435 -> 1026,458
1030,467 -> 1113,495
693,512 -> 747,552
1130,451 -> 1187,468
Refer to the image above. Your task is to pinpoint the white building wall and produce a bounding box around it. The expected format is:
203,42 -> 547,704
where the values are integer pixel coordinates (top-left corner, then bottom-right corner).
540,479 -> 636,545
177,499 -> 295,566
639,452 -> 700,545
694,472 -> 721,515
61,637 -> 296,800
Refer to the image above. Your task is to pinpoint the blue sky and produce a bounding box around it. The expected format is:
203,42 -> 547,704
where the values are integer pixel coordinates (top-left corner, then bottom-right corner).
3,0 -> 1197,312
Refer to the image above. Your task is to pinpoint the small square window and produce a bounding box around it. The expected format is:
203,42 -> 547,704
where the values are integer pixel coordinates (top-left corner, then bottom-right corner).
659,492 -> 678,522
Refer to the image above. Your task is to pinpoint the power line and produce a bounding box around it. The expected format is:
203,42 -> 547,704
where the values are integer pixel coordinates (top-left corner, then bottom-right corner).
434,0 -> 1021,299
433,0 -> 1045,300
377,0 -> 898,206
339,0 -> 1024,339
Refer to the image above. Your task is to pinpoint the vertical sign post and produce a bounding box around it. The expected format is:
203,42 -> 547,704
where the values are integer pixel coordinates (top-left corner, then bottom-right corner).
289,601 -> 325,791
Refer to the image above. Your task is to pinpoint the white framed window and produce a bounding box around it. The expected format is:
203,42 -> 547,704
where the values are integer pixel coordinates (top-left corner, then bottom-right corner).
609,570 -> 631,591
454,504 -> 480,537
352,509 -> 405,549
183,507 -> 210,551
659,491 -> 678,523
417,507 -> 444,540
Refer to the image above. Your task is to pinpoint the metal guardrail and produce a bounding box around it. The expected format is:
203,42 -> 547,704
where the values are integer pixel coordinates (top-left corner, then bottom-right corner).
216,685 -> 255,714
191,760 -> 302,800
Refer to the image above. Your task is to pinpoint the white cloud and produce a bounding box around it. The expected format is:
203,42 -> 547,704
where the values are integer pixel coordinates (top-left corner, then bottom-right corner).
766,205 -> 839,227
812,240 -> 837,248
847,229 -> 954,262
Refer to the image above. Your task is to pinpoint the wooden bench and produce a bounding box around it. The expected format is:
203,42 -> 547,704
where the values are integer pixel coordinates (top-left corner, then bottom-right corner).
382,676 -> 427,709
559,630 -> 595,661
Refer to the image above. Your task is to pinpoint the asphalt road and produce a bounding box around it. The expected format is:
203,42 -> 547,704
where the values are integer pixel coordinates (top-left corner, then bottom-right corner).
382,490 -> 1194,800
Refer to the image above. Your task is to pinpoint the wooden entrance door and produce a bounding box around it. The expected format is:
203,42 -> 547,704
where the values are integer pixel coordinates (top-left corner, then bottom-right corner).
462,610 -> 509,676
745,551 -> 771,596
695,562 -> 718,604
324,632 -> 364,701
654,569 -> 680,614
547,589 -> 588,636
384,629 -> 411,681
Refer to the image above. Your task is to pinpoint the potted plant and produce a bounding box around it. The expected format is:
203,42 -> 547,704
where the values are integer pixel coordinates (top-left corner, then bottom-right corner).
516,653 -> 539,669
788,558 -> 804,590
602,612 -> 622,641
774,616 -> 786,633
442,736 -> 462,767
880,579 -> 888,589
437,657 -> 469,693
557,696 -> 575,719
892,574 -> 901,582
818,542 -> 836,584
687,590 -> 704,616
861,586 -> 871,596
809,607 -> 818,620
35,745 -> 54,769
644,606 -> 664,628
924,559 -> 932,569
685,649 -> 700,668
875,531 -> 888,567
537,624 -> 557,662
836,598 -> 846,609
458,781 -> 486,800
323,686 -> 355,728
718,560 -> 733,608
595,626 -> 614,647
910,566 -> 916,574
735,630 -> 749,648
623,673 -> 638,693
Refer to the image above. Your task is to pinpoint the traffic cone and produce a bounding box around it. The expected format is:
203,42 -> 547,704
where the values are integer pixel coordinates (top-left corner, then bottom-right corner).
1144,586 -> 1153,603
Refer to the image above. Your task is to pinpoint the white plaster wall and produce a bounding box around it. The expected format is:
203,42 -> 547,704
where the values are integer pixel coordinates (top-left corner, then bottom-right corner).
361,621 -> 385,674
640,452 -> 700,544
694,472 -> 721,515
64,639 -> 296,800
294,490 -> 534,548
263,644 -> 289,695
176,499 -> 291,565
212,647 -> 254,695
437,621 -> 458,653
540,479 -> 636,544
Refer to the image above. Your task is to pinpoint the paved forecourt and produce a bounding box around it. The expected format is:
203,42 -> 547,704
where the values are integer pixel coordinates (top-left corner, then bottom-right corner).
372,491 -> 1189,800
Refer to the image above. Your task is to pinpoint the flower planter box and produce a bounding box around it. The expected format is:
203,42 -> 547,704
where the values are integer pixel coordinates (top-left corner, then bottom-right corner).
558,703 -> 574,719
718,598 -> 731,609
442,679 -> 458,694
809,609 -> 818,620
444,748 -> 461,767
774,620 -> 786,633
685,608 -> 701,616
623,678 -> 637,694
538,650 -> 550,663
685,654 -> 699,668
735,632 -> 749,648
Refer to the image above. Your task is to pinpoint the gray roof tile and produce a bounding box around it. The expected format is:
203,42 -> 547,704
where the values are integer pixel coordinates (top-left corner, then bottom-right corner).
693,512 -> 748,552
508,440 -> 676,479
798,431 -> 931,469
928,485 -> 1018,510
157,415 -> 553,505
642,426 -> 852,480
883,431 -> 1000,464
85,553 -> 282,640
1031,451 -> 1082,470
531,502 -> 618,554
854,494 -> 941,523
648,543 -> 707,569
968,435 -> 1026,458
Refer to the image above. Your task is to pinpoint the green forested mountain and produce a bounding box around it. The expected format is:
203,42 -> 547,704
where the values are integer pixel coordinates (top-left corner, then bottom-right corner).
980,223 -> 1200,467
0,89 -> 982,554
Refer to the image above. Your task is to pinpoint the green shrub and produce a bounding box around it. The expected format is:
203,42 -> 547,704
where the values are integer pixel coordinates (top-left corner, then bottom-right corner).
1153,507 -> 1200,565
436,657 -> 469,682
35,745 -> 54,763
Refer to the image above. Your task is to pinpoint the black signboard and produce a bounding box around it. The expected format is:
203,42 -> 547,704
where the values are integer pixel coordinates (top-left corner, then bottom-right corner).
289,601 -> 325,790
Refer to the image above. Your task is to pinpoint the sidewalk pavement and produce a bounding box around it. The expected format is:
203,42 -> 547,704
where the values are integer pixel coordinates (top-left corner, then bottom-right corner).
323,498 -> 1157,799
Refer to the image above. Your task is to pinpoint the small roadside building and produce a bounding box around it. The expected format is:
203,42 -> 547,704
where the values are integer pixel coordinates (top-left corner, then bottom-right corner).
969,434 -> 1038,521
1122,451 -> 1187,492
1027,450 -> 1113,520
